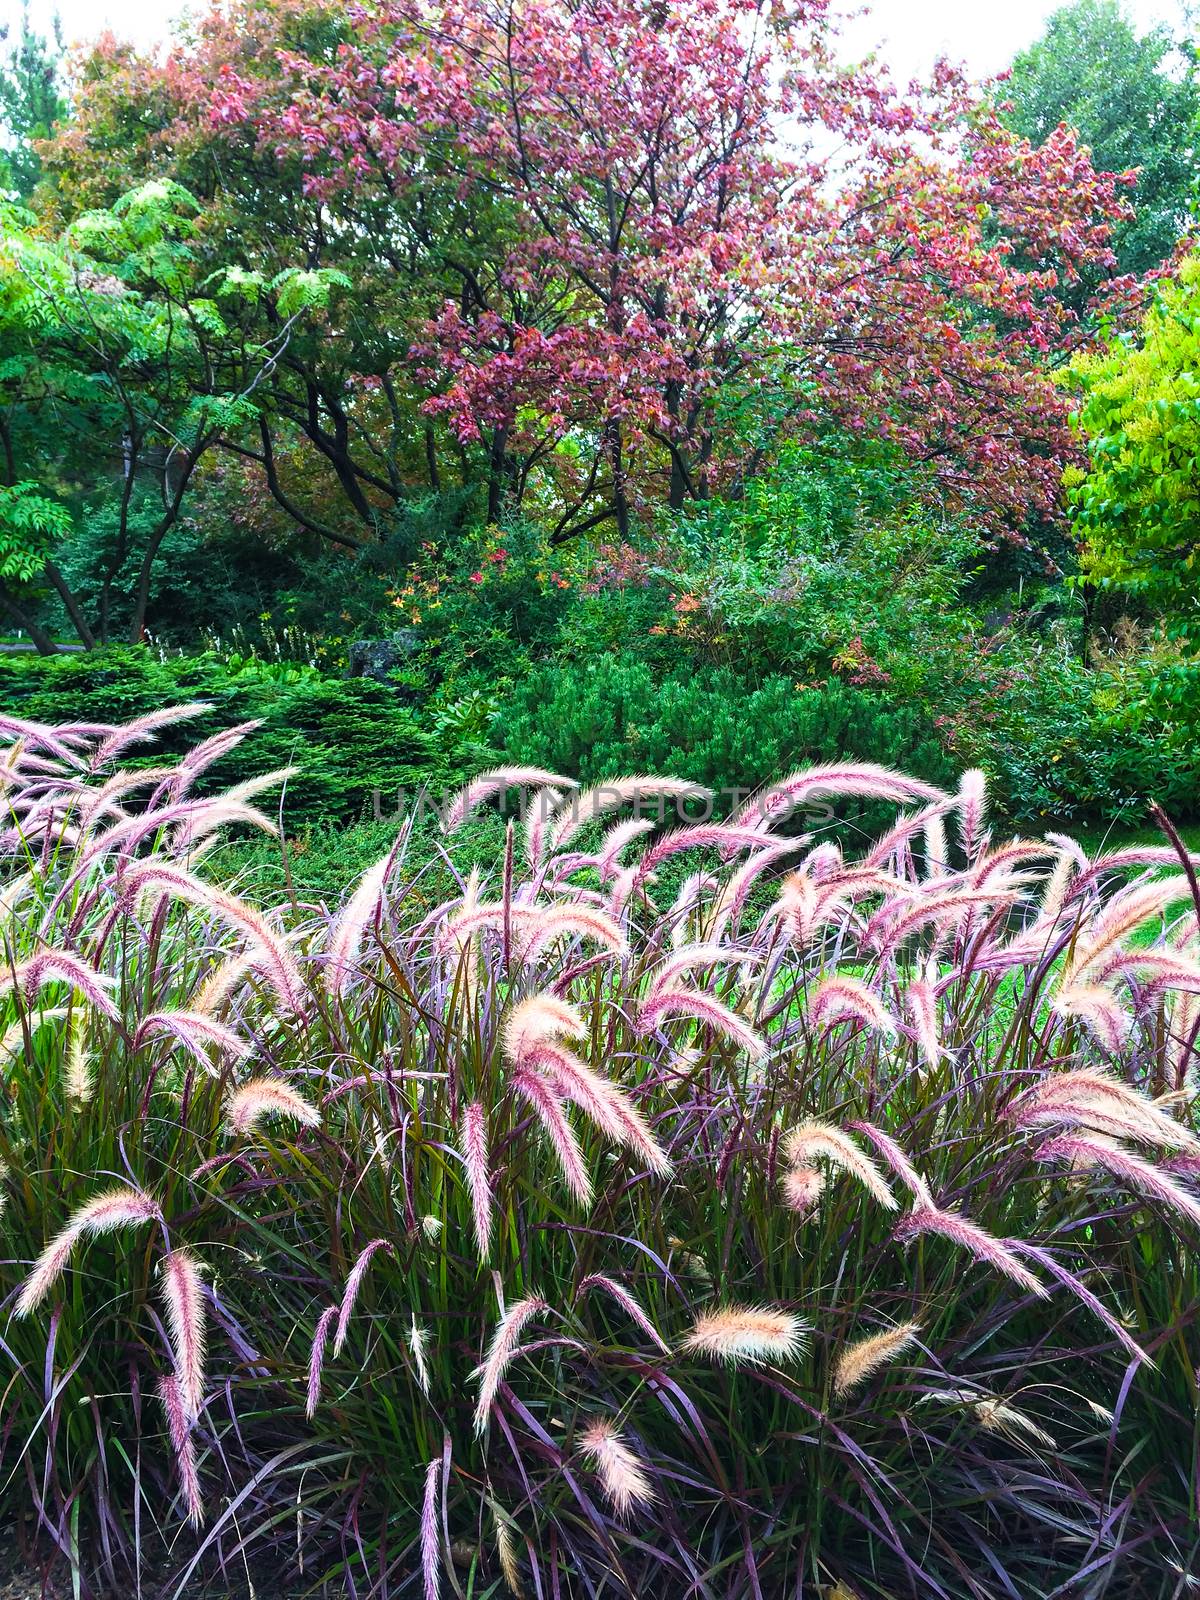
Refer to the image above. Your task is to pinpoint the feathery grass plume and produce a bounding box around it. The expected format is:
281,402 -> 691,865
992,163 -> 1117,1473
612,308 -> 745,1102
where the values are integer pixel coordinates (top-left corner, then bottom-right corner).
408,1316 -> 432,1395
325,847 -> 396,997
443,767 -> 574,832
784,1121 -> 897,1210
577,1418 -> 656,1515
172,720 -> 261,788
632,822 -> 791,889
503,993 -> 586,1059
974,1396 -> 1057,1452
923,811 -> 948,879
459,1101 -> 493,1258
511,1069 -> 593,1205
160,1249 -> 207,1422
1052,983 -> 1132,1053
0,950 -> 119,1019
1172,989 -> 1200,1087
1036,1133 -> 1200,1228
64,1012 -> 92,1104
133,1010 -> 251,1071
781,1163 -> 825,1214
646,942 -> 761,995
682,1306 -> 808,1366
956,768 -> 989,860
92,705 -> 210,769
834,1322 -> 922,1397
187,950 -> 258,1017
577,1273 -> 671,1353
808,976 -> 898,1041
893,1206 -> 1046,1296
636,983 -> 766,1060
1039,846 -> 1076,924
158,1374 -> 203,1526
707,841 -> 802,941
333,1239 -> 395,1356
421,1456 -> 441,1600
865,889 -> 1015,958
0,1005 -> 68,1065
731,762 -> 947,841
596,817 -> 656,881
488,1498 -> 524,1597
550,776 -> 706,851
904,975 -> 941,1070
121,862 -> 304,1011
227,1077 -> 320,1137
517,903 -> 629,964
1063,876 -> 1192,987
17,1186 -> 162,1316
1015,1069 -> 1200,1154
848,1121 -> 934,1208
306,1305 -> 338,1419
473,1296 -> 548,1434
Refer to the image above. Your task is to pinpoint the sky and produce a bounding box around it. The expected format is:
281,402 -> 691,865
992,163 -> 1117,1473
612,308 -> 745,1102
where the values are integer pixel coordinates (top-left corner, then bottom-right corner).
6,0 -> 1194,79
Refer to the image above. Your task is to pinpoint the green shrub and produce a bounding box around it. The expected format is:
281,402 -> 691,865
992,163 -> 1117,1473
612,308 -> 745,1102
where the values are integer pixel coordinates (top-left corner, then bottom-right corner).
499,656 -> 956,814
0,646 -> 462,826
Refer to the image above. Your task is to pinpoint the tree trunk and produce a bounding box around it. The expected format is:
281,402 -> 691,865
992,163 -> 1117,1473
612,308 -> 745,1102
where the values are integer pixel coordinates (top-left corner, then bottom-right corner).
0,587 -> 58,655
44,561 -> 97,650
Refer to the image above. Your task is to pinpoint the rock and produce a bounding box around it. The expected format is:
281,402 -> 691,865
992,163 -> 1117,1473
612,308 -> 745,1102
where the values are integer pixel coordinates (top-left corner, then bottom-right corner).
348,630 -> 423,683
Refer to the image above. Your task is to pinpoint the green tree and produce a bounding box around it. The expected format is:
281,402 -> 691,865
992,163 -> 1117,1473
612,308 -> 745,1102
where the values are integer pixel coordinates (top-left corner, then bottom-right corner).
0,183 -> 346,649
0,3 -> 66,201
1066,252 -> 1200,624
1003,0 -> 1199,273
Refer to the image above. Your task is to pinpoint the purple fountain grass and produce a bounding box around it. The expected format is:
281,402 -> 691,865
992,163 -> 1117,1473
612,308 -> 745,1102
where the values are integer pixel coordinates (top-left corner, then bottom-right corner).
442,767 -> 574,832
781,1163 -> 825,1214
833,1322 -> 923,1397
682,1305 -> 809,1366
1051,983 -> 1133,1053
1013,1069 -> 1200,1153
807,976 -> 898,1041
306,1305 -> 339,1418
645,942 -> 761,995
636,981 -> 766,1061
459,1100 -> 493,1258
549,777 -> 707,852
16,1186 -> 163,1316
473,1296 -> 548,1434
577,1274 -> 671,1353
955,768 -> 989,861
333,1239 -> 396,1355
91,705 -> 210,770
577,1418 -> 656,1516
132,1009 -> 251,1069
226,1077 -> 321,1136
325,847 -> 397,997
120,860 -> 304,1011
731,762 -> 948,837
421,1456 -> 442,1600
0,950 -> 118,1019
848,1121 -> 934,1208
783,1121 -> 897,1210
596,817 -> 657,881
893,1206 -> 1046,1297
1036,1133 -> 1200,1228
511,1069 -> 593,1204
903,974 -> 942,1070
160,1248 -> 207,1422
158,1374 -> 203,1527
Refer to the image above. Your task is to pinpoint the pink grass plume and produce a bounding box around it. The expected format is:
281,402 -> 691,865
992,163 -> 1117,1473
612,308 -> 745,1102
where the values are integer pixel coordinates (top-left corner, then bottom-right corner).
333,1239 -> 395,1356
577,1273 -> 671,1353
577,1418 -> 655,1516
893,1205 -> 1046,1297
227,1077 -> 320,1137
17,1186 -> 162,1317
158,1373 -> 203,1527
421,1457 -> 441,1599
459,1101 -> 493,1259
682,1305 -> 808,1367
306,1304 -> 339,1418
160,1248 -> 207,1423
473,1295 -> 548,1434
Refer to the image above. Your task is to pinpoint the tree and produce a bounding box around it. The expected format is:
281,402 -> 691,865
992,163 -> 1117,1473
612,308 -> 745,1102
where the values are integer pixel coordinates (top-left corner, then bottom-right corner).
1066,252 -> 1200,622
1003,0 -> 1199,275
0,184 -> 344,650
0,3 -> 67,201
46,0 -> 1134,551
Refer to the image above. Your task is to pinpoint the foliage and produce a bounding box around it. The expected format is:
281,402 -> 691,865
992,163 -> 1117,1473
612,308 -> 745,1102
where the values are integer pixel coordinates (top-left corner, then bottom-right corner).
43,0 -> 1135,553
498,655 -> 957,807
0,646 -> 457,825
0,3 -> 66,200
2,716 -> 1200,1596
1003,0 -> 1199,274
1067,253 -> 1200,619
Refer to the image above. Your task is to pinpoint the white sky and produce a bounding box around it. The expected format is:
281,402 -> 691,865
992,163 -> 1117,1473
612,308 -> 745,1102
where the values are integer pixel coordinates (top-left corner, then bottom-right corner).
8,0 -> 1194,82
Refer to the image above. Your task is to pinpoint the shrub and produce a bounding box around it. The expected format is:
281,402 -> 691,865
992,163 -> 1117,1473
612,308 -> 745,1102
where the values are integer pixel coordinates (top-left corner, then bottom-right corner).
1,717 -> 1198,1595
499,656 -> 957,816
0,645 -> 456,826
